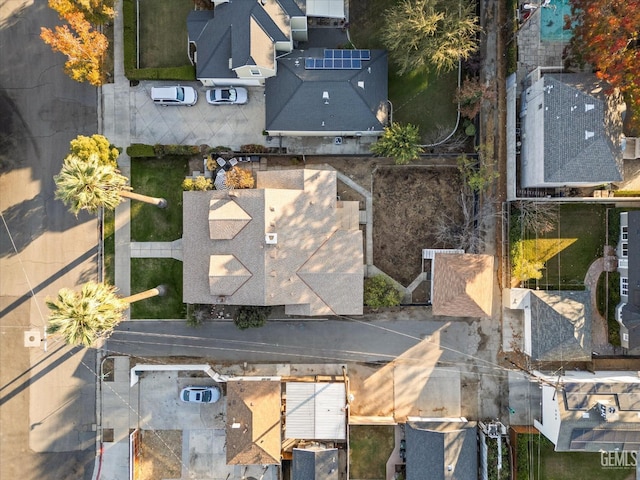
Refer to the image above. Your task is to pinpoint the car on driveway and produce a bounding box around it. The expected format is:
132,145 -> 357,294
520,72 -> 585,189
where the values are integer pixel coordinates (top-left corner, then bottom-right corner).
206,87 -> 248,105
180,386 -> 221,403
151,86 -> 198,106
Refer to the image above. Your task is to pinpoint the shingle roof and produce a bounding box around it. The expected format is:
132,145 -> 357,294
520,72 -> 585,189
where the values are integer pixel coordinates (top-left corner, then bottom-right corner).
432,254 -> 494,318
183,168 -> 363,315
621,210 -> 640,349
292,448 -> 339,480
528,290 -> 591,361
265,48 -> 388,133
405,422 -> 478,480
187,0 -> 291,79
226,380 -> 281,465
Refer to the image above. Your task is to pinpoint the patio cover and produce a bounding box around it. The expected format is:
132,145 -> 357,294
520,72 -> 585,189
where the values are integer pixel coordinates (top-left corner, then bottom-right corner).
306,0 -> 344,18
285,383 -> 346,440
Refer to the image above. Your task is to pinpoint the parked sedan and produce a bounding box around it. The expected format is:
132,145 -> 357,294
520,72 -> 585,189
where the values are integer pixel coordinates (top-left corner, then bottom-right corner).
206,87 -> 248,105
150,86 -> 198,106
180,386 -> 221,403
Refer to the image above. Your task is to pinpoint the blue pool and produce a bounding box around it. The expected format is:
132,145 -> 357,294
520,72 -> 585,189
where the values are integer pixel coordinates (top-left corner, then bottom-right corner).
539,0 -> 573,42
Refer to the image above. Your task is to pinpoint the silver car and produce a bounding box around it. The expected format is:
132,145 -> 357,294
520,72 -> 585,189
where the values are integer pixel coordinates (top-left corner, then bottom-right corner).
206,87 -> 248,105
151,86 -> 198,106
180,386 -> 221,403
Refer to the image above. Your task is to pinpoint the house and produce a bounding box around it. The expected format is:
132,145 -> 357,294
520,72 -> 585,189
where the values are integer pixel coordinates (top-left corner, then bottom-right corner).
187,0 -> 345,87
506,288 -> 591,361
520,70 -> 625,188
615,211 -> 640,350
533,370 -> 640,452
264,48 -> 389,137
431,253 -> 494,318
182,168 -> 364,315
405,420 -> 478,480
292,447 -> 339,480
226,380 -> 282,465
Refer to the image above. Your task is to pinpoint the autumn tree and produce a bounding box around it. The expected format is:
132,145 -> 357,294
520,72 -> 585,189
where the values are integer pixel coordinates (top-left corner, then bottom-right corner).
371,123 -> 423,165
455,76 -> 496,120
225,167 -> 255,189
48,0 -> 114,24
41,10 -> 108,86
568,0 -> 640,110
382,0 -> 480,74
70,134 -> 120,167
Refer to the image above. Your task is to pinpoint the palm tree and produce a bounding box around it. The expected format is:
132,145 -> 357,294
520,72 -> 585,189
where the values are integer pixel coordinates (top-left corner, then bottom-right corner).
54,153 -> 167,215
46,281 -> 167,347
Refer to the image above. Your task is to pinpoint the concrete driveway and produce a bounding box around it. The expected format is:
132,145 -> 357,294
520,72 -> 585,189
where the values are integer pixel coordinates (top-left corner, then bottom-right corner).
130,81 -> 266,149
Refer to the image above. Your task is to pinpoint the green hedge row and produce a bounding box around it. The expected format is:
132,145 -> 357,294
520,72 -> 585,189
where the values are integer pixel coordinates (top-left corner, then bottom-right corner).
126,143 -> 201,158
613,190 -> 640,197
122,0 -> 196,81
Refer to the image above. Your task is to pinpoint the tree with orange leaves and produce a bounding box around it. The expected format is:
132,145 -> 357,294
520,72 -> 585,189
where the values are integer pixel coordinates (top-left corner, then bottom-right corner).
569,0 -> 640,112
41,10 -> 108,86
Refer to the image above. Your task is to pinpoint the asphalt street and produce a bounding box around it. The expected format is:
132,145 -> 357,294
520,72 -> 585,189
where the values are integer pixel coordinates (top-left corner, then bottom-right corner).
0,0 -> 99,478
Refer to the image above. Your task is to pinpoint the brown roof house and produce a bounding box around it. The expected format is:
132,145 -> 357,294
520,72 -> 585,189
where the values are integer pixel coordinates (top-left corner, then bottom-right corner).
183,168 -> 363,315
432,253 -> 494,317
226,380 -> 282,465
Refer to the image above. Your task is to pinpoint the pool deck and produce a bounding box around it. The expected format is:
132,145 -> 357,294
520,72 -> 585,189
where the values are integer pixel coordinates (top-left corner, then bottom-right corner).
515,3 -> 570,94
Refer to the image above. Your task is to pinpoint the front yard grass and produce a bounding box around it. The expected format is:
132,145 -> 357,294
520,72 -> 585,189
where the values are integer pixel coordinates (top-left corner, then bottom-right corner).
130,157 -> 188,242
349,425 -> 395,479
518,204 -> 606,289
130,258 -> 184,319
103,209 -> 115,286
138,0 -> 193,69
348,0 -> 458,143
516,434 -> 635,480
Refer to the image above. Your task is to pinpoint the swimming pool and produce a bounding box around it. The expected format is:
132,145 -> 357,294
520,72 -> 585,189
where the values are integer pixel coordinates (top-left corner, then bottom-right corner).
539,0 -> 573,42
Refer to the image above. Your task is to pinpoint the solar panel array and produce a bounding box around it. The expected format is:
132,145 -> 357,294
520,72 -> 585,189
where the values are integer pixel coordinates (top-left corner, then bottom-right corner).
570,428 -> 640,450
304,49 -> 371,70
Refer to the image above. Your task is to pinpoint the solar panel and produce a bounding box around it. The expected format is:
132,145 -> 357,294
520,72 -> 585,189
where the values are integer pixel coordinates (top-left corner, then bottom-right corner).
324,49 -> 371,61
304,57 -> 363,70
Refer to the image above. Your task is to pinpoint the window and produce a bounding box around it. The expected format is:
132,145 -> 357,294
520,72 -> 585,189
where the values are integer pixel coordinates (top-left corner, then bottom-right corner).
250,69 -> 261,76
623,333 -> 629,342
622,226 -> 628,240
621,277 -> 628,296
622,243 -> 628,257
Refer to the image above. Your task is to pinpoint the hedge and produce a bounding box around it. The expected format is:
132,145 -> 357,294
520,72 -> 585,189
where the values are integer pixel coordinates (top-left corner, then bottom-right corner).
126,143 -> 156,158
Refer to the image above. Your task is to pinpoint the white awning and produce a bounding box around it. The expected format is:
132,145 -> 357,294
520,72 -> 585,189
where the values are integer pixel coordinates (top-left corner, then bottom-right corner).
306,0 -> 345,18
285,383 -> 346,440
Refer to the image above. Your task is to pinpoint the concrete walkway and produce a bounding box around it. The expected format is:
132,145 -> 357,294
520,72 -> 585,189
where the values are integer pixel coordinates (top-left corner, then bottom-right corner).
130,240 -> 183,260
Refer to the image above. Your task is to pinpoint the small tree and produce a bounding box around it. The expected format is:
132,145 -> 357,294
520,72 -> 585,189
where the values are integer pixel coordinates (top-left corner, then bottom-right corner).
225,167 -> 255,189
457,154 -> 499,193
40,11 -> 108,86
512,201 -> 559,235
371,123 -> 423,165
234,306 -> 272,330
382,0 -> 480,74
364,275 -> 403,308
69,134 -> 120,167
455,76 -> 495,120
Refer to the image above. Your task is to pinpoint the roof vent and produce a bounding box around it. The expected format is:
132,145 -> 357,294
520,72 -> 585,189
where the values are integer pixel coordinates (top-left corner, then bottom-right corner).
585,130 -> 595,140
265,233 -> 278,244
358,81 -> 365,89
585,104 -> 595,112
323,91 -> 329,104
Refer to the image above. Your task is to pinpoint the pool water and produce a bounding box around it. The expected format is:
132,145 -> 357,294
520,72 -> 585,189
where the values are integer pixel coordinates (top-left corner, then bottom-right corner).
539,0 -> 573,42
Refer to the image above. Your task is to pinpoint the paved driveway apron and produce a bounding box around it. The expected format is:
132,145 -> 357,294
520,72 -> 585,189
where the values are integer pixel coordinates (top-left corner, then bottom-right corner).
131,81 -> 266,149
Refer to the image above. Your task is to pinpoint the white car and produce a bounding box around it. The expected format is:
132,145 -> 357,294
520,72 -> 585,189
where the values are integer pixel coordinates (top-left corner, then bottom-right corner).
206,87 -> 248,105
180,386 -> 221,403
151,86 -> 198,106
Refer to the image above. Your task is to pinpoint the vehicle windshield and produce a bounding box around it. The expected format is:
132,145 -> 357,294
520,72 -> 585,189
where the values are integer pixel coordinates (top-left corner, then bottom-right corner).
177,87 -> 185,101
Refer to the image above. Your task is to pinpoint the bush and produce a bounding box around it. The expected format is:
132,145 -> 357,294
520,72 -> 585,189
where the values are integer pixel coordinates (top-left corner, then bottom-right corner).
182,176 -> 213,191
225,167 -> 255,189
154,144 -> 200,157
127,143 -> 156,158
234,306 -> 272,330
613,190 -> 640,197
239,144 -> 268,154
364,275 -> 403,308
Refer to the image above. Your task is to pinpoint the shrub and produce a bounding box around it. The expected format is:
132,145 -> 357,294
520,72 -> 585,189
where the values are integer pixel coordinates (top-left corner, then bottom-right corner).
613,190 -> 640,197
154,144 -> 200,157
364,275 -> 403,308
239,144 -> 268,154
182,176 -> 212,191
225,167 -> 255,189
127,143 -> 156,158
370,122 -> 423,165
234,306 -> 272,330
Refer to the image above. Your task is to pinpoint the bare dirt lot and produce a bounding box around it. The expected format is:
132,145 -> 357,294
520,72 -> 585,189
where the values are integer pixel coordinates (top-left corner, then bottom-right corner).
134,430 -> 182,480
373,166 -> 463,286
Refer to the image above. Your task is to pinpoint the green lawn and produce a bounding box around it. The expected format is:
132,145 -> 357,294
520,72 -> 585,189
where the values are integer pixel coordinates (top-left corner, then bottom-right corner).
349,425 -> 395,479
349,0 -> 458,142
130,157 -> 188,242
138,0 -> 193,68
521,204 -> 606,289
130,258 -> 185,319
596,270 -> 621,345
103,209 -> 115,286
516,434 -> 635,480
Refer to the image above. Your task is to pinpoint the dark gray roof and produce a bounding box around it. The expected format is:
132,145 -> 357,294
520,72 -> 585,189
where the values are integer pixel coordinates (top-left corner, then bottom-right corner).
292,448 -> 339,480
187,1 -> 290,79
529,290 -> 592,362
265,48 -> 388,133
621,210 -> 640,349
542,74 -> 623,183
405,422 -> 478,480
